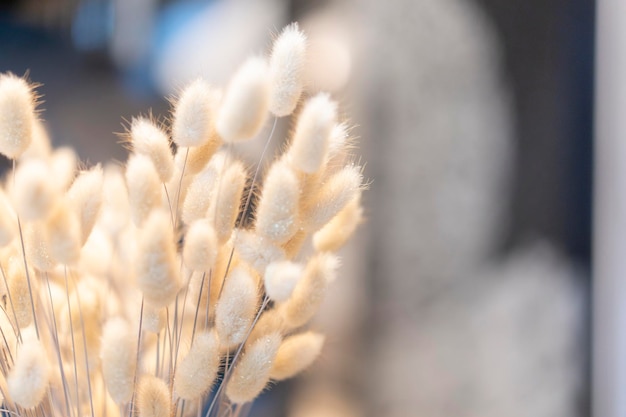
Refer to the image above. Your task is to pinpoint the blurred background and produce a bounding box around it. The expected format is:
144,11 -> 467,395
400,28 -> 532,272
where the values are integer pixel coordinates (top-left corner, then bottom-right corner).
0,0 -> 593,416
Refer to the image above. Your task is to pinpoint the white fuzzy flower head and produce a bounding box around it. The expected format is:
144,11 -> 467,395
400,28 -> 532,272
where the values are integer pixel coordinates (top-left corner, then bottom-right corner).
217,57 -> 270,142
269,23 -> 307,117
0,74 -> 35,159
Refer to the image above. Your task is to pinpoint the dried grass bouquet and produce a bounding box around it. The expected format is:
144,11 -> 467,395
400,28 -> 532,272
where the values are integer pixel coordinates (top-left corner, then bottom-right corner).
0,23 -> 365,417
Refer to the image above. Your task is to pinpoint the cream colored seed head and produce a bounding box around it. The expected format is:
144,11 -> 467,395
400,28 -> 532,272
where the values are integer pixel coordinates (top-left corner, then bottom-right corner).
137,210 -> 180,308
142,303 -> 166,334
0,74 -> 35,159
100,165 -> 131,237
7,256 -> 34,328
172,79 -> 216,148
215,267 -> 259,348
282,253 -> 339,329
137,375 -> 171,417
7,328 -> 50,409
183,219 -> 218,272
181,161 -> 220,225
101,317 -> 136,404
226,332 -> 281,404
49,146 -> 78,192
313,193 -> 363,252
270,331 -> 325,380
125,154 -> 162,226
324,122 -> 352,175
255,160 -> 300,244
269,23 -> 307,117
174,330 -> 220,400
208,160 -> 246,243
304,164 -> 363,231
24,222 -> 55,272
67,164 -> 104,244
235,229 -> 286,272
287,93 -> 337,174
217,57 -> 270,142
130,117 -> 174,183
47,199 -> 81,265
264,261 -> 303,303
247,308 -> 285,345
13,158 -> 56,221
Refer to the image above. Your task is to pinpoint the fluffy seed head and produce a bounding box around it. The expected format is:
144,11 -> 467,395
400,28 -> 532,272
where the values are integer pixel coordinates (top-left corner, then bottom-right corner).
100,165 -> 131,237
181,157 -> 221,225
185,133 -> 222,175
207,160 -> 246,243
217,57 -> 270,142
0,74 -> 35,159
137,210 -> 180,308
67,164 -> 104,244
174,330 -> 220,400
215,267 -> 259,348
23,222 -> 55,272
172,79 -> 216,148
264,261 -> 303,302
282,253 -> 339,328
269,23 -> 307,117
142,303 -> 166,334
47,199 -> 81,265
247,308 -> 286,345
130,117 -> 174,182
235,229 -> 286,272
126,154 -> 162,226
7,330 -> 50,409
49,147 -> 78,191
304,164 -> 362,231
313,193 -> 363,252
101,317 -> 137,404
270,331 -> 324,380
287,93 -> 337,174
183,219 -> 218,272
7,256 -> 34,328
13,158 -> 56,221
226,332 -> 281,404
137,375 -> 171,417
255,161 -> 300,244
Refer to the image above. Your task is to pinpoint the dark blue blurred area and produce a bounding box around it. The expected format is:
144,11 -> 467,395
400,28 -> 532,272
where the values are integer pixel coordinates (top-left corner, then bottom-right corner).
477,0 -> 594,264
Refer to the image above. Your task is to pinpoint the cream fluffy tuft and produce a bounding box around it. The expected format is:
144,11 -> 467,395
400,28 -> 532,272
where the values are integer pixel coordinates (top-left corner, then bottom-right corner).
216,57 -> 270,142
136,375 -> 171,417
125,154 -> 162,226
264,261 -> 303,303
183,219 -> 218,272
137,210 -> 180,308
0,74 -> 35,159
255,160 -> 300,244
172,79 -> 217,148
226,332 -> 281,404
101,317 -> 137,404
215,267 -> 259,348
269,23 -> 307,117
7,329 -> 50,409
130,117 -> 174,183
174,330 -> 220,400
67,164 -> 104,244
287,93 -> 337,174
12,158 -> 56,221
270,331 -> 324,380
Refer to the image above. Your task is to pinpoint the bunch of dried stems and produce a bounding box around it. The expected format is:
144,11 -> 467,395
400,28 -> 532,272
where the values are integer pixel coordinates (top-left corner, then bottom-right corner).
0,23 -> 365,417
